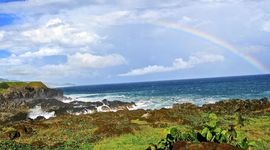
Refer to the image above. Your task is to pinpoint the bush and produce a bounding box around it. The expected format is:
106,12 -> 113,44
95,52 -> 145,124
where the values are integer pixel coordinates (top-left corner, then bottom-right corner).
149,113 -> 256,150
0,82 -> 9,89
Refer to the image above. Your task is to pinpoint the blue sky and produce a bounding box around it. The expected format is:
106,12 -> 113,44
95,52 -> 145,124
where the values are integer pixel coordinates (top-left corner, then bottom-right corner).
0,0 -> 270,86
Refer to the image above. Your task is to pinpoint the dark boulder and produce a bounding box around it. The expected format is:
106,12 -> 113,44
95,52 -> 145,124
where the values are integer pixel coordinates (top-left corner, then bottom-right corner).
15,125 -> 33,135
35,116 -> 46,121
6,131 -> 20,140
102,99 -> 136,110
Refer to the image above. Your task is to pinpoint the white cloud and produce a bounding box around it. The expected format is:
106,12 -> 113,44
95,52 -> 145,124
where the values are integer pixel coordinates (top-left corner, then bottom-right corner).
92,11 -> 132,26
0,11 -> 127,82
119,53 -> 224,76
7,66 -> 37,76
67,53 -> 126,69
262,21 -> 270,32
22,18 -> 99,46
0,52 -> 126,77
0,54 -> 22,66
20,47 -> 63,58
33,52 -> 126,77
0,18 -> 101,54
0,31 -> 4,40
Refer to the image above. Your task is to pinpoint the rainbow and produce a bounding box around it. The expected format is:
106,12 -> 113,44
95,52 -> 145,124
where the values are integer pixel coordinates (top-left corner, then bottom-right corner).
153,20 -> 269,73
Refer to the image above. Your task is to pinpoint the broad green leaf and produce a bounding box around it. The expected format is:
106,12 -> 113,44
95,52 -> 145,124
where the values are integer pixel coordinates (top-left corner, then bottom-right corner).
221,130 -> 227,135
209,113 -> 218,120
207,120 -> 217,128
201,127 -> 209,137
206,131 -> 213,141
214,127 -> 222,133
211,135 -> 216,142
170,128 -> 178,138
248,141 -> 257,147
157,142 -> 166,149
241,141 -> 248,150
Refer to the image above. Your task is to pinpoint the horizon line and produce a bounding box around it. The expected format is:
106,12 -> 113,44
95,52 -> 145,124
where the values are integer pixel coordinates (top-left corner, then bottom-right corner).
60,73 -> 270,88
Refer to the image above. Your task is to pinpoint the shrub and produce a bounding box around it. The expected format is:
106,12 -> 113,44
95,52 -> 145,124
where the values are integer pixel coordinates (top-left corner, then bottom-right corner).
149,113 -> 256,150
0,82 -> 9,89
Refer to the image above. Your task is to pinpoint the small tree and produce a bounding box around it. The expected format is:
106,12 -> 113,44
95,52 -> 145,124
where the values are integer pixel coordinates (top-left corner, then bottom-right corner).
0,82 -> 9,89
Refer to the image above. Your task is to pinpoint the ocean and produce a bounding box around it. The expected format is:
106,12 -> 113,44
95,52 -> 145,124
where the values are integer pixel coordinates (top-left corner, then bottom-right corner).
60,74 -> 270,110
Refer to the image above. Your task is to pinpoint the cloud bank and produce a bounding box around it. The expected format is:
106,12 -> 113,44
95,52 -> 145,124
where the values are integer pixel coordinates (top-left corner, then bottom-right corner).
119,54 -> 224,76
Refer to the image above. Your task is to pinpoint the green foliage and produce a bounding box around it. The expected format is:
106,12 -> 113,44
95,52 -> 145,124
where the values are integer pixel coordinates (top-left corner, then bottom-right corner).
150,113 -> 256,150
27,82 -> 47,88
150,127 -> 198,150
5,82 -> 28,87
54,140 -> 94,150
0,81 -> 47,89
0,81 -> 48,94
0,140 -> 94,150
0,82 -> 9,89
0,140 -> 33,150
197,113 -> 256,149
94,127 -> 166,150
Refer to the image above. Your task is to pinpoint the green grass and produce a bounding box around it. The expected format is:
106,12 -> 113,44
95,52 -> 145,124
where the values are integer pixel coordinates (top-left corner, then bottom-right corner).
93,126 -> 167,150
27,82 -> 47,88
4,81 -> 47,88
15,115 -> 96,146
0,81 -> 47,88
239,115 -> 270,150
0,81 -> 47,94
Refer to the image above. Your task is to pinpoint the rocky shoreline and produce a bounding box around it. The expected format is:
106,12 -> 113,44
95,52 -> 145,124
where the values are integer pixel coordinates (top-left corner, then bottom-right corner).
1,82 -> 270,149
0,82 -> 136,123
1,81 -> 270,123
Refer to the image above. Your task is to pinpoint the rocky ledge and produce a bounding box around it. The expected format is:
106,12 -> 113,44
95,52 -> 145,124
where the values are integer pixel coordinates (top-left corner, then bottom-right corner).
27,99 -> 135,116
172,97 -> 270,115
0,82 -> 135,123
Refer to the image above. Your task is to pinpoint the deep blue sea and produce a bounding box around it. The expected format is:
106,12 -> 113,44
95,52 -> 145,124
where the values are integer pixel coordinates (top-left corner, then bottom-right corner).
61,74 -> 270,109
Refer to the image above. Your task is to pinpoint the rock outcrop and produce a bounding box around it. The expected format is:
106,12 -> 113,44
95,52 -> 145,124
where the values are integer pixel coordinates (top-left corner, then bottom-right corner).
0,83 -> 63,102
0,82 -> 64,123
172,98 -> 270,115
27,98 -> 136,116
201,97 -> 270,114
0,81 -> 136,123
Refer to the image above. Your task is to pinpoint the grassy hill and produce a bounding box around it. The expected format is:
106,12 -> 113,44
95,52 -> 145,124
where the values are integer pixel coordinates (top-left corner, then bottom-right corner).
0,81 -> 47,94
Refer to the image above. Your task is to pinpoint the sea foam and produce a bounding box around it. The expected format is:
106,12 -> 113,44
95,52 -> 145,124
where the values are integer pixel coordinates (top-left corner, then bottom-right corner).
28,105 -> 55,119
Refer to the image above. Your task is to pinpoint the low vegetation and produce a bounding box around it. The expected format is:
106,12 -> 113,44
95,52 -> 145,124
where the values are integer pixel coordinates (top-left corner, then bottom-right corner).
0,81 -> 47,94
150,113 -> 256,150
0,95 -> 270,149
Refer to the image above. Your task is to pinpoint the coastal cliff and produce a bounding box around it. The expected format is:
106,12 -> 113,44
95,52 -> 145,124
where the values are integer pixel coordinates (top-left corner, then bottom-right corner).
0,81 -> 135,123
0,82 -> 63,101
0,82 -> 63,111
0,82 -> 64,123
